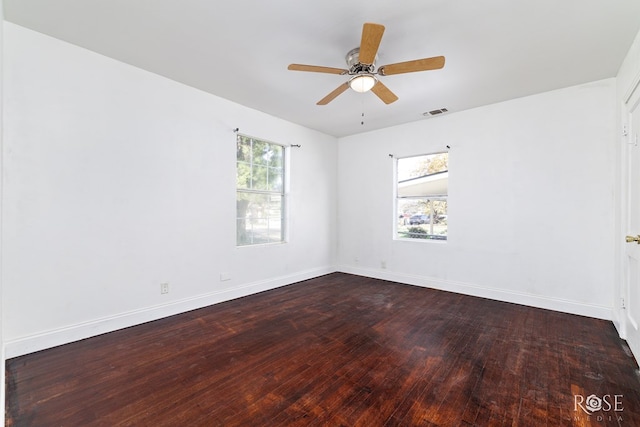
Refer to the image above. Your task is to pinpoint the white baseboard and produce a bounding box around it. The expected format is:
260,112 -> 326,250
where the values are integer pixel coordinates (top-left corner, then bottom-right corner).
4,266 -> 334,358
337,265 -> 613,321
612,308 -> 626,340
5,265 -> 615,358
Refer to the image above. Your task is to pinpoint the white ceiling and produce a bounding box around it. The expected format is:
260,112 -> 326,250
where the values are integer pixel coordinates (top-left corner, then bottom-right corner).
5,0 -> 640,137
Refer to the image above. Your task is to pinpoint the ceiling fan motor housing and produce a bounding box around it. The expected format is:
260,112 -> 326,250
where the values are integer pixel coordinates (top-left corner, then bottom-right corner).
345,47 -> 377,74
345,48 -> 378,92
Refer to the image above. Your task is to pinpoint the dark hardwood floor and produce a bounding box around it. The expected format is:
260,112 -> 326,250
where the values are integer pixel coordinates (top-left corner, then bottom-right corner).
5,273 -> 640,426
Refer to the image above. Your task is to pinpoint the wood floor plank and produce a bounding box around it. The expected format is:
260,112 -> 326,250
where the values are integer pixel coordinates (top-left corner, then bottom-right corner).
6,273 -> 640,426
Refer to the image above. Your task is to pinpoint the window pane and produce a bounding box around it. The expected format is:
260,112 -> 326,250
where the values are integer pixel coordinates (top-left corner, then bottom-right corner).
237,136 -> 251,162
397,198 -> 447,240
397,152 -> 448,198
269,145 -> 283,167
251,165 -> 269,190
252,140 -> 269,165
236,161 -> 251,189
268,167 -> 283,192
431,199 -> 448,237
398,152 -> 448,180
237,192 -> 283,246
398,153 -> 449,197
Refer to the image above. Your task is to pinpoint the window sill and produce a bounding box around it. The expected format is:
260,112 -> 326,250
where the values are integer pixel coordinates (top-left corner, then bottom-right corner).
236,241 -> 288,248
394,237 -> 448,243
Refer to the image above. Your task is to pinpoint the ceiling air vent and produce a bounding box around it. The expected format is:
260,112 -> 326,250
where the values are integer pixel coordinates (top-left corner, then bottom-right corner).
423,108 -> 449,117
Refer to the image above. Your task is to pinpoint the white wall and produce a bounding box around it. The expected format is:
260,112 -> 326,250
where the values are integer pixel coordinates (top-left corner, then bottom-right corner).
2,23 -> 337,357
337,79 -> 617,319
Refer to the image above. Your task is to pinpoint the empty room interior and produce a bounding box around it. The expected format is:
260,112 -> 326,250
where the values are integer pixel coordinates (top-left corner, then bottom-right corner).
3,0 -> 640,425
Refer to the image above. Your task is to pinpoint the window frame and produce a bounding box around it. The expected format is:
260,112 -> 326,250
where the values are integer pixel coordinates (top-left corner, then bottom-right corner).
236,133 -> 287,247
394,152 -> 449,242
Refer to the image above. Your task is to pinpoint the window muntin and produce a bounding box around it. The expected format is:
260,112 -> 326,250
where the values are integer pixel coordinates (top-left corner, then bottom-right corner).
236,135 -> 285,246
396,152 -> 448,241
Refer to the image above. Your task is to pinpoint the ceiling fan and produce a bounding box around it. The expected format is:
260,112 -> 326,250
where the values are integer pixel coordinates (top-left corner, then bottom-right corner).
288,22 -> 445,105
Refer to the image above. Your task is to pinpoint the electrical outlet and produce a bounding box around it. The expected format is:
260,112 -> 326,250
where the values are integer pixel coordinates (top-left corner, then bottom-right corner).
381,261 -> 387,269
160,283 -> 169,294
220,273 -> 231,282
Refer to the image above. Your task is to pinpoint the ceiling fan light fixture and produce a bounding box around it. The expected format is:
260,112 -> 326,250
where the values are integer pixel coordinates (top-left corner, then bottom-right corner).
349,74 -> 377,93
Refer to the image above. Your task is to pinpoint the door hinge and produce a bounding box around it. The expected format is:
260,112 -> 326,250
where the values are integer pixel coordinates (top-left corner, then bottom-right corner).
623,124 -> 628,137
622,297 -> 626,309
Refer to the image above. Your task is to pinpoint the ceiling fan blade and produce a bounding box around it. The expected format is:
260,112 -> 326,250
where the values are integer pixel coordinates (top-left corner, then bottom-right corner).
371,81 -> 399,104
378,56 -> 445,76
359,23 -> 385,65
317,83 -> 349,105
288,64 -> 348,74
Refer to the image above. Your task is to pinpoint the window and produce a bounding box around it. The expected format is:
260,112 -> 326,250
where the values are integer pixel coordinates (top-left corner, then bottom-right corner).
396,152 -> 448,240
236,134 -> 285,246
